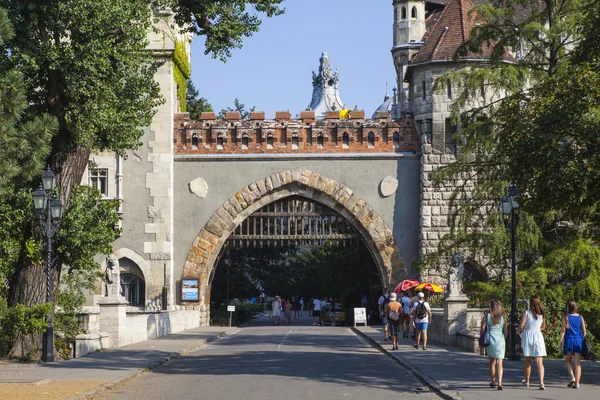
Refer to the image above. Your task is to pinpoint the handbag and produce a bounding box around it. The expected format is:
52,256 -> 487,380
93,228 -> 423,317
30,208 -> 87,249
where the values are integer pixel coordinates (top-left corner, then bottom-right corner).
582,338 -> 597,362
479,315 -> 491,348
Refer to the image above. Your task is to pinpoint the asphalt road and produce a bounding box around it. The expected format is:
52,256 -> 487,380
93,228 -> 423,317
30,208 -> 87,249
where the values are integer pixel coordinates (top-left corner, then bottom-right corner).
96,314 -> 439,400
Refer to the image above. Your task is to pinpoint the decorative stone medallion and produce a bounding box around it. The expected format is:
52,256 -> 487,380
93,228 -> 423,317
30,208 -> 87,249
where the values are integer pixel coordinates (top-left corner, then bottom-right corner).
189,177 -> 209,198
380,176 -> 398,197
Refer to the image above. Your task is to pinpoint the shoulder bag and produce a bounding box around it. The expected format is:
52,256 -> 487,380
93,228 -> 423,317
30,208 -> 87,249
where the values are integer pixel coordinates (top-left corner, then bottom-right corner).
479,314 -> 491,348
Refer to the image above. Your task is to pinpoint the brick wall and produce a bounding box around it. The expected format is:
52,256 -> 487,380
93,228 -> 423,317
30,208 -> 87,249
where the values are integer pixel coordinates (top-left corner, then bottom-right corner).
173,112 -> 420,154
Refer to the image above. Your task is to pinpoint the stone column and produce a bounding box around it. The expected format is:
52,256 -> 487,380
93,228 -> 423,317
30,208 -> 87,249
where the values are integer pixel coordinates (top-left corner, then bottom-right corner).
443,296 -> 469,346
98,297 -> 129,348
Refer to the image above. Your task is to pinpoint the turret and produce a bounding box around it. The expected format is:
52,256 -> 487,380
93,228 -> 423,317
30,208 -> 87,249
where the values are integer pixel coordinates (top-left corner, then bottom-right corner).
391,0 -> 426,114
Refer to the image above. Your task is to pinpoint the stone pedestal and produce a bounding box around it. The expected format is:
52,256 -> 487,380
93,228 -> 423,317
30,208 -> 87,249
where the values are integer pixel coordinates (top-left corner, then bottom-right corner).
98,297 -> 129,348
443,296 -> 469,346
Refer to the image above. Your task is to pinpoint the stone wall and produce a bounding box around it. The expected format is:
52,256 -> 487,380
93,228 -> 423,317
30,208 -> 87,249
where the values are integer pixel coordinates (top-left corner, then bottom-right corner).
121,310 -> 200,346
426,307 -> 485,354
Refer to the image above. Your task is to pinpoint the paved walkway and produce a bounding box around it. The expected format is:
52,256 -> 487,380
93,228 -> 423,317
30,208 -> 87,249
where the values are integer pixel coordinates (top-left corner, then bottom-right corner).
354,325 -> 600,400
0,326 -> 235,400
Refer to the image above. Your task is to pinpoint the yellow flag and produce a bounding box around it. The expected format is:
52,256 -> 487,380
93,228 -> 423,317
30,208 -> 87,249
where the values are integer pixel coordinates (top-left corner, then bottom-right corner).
340,108 -> 350,120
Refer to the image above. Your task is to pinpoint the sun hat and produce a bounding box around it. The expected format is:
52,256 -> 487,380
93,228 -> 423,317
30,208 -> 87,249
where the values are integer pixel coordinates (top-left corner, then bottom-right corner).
390,293 -> 397,301
418,292 -> 425,298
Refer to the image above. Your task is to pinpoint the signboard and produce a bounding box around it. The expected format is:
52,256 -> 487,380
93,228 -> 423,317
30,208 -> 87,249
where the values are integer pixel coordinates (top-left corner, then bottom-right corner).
181,279 -> 199,301
227,305 -> 236,312
354,307 -> 367,326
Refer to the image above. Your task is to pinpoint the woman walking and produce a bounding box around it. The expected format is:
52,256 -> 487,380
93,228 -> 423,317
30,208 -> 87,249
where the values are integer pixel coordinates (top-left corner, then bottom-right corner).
481,299 -> 507,390
559,300 -> 587,389
519,296 -> 547,390
385,293 -> 403,350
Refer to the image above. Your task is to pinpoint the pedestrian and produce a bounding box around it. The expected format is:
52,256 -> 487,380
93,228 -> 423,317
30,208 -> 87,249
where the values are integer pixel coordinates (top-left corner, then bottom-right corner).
519,296 -> 547,390
272,296 -> 282,326
385,293 -> 402,350
328,297 -> 336,326
293,296 -> 301,319
409,291 -> 419,340
378,288 -> 391,341
399,291 -> 412,338
312,296 -> 322,326
299,298 -> 304,316
412,292 -> 431,350
481,299 -> 507,390
320,297 -> 327,325
284,298 -> 292,325
559,299 -> 587,389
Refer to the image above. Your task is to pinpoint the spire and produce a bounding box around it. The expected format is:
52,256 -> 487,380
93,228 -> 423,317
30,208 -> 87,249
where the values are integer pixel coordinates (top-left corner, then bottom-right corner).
308,51 -> 345,118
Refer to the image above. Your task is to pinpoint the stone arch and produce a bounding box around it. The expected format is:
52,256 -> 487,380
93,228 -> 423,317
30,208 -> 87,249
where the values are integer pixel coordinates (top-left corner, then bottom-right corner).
111,248 -> 155,288
183,169 -> 407,305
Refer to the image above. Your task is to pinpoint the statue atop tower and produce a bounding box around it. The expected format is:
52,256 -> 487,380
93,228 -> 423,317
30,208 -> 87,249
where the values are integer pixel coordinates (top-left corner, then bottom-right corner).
308,52 -> 345,119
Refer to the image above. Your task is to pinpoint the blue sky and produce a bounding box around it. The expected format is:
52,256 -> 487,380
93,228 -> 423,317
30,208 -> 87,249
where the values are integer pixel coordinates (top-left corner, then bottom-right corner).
189,0 -> 396,118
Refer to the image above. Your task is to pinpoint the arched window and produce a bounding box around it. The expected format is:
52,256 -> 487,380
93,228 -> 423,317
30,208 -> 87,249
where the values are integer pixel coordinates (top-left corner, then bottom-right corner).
317,133 -> 324,149
401,6 -> 407,20
292,133 -> 299,150
393,132 -> 400,149
191,134 -> 199,149
342,132 -> 349,149
267,134 -> 274,149
120,273 -> 145,307
242,134 -> 248,149
217,133 -> 224,150
411,6 -> 417,19
368,132 -> 375,148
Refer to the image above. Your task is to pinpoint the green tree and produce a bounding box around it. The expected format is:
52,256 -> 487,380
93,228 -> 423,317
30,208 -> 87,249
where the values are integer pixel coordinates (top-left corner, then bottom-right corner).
186,80 -> 214,120
218,98 -> 256,119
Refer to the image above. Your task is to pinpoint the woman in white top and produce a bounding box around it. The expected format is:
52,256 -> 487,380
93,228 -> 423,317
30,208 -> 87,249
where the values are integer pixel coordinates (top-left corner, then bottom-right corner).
518,296 -> 547,390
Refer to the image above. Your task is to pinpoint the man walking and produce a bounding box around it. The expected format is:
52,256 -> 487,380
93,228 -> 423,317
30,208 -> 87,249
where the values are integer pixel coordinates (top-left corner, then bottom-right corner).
399,291 -> 412,338
299,298 -> 304,316
412,292 -> 432,350
378,288 -> 391,340
312,297 -> 321,326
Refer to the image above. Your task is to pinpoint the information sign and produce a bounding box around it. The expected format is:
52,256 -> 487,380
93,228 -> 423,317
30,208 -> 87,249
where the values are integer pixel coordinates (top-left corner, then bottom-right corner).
227,305 -> 236,312
181,279 -> 199,301
354,307 -> 367,326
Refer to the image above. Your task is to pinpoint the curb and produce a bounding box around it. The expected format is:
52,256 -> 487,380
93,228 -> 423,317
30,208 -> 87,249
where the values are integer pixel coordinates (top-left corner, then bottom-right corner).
351,327 -> 463,400
69,329 -> 239,400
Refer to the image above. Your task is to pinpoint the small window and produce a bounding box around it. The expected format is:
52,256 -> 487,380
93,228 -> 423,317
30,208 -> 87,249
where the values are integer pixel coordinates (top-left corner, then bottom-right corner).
393,132 -> 400,149
191,134 -> 199,149
421,119 -> 433,144
317,133 -> 324,149
292,133 -> 299,150
411,6 -> 417,19
447,80 -> 452,99
217,134 -> 224,150
368,132 -> 375,148
445,118 -> 457,154
90,168 -> 108,197
267,134 -> 274,149
401,6 -> 407,20
422,81 -> 426,100
120,273 -> 145,307
342,132 -> 349,149
242,134 -> 249,150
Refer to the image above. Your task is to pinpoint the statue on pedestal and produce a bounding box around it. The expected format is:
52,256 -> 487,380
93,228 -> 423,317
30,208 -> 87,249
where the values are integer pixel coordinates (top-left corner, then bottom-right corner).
105,255 -> 122,298
448,252 -> 466,298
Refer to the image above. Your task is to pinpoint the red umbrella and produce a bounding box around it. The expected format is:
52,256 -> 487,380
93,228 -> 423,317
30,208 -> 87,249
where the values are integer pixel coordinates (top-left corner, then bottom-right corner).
394,280 -> 420,293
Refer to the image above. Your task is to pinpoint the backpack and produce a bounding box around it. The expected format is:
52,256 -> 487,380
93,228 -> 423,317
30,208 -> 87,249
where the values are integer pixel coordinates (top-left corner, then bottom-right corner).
381,295 -> 391,311
415,301 -> 428,319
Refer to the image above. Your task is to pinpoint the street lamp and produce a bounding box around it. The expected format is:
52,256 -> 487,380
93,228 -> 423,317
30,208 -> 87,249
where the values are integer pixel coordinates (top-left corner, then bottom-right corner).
501,184 -> 520,362
33,168 -> 64,363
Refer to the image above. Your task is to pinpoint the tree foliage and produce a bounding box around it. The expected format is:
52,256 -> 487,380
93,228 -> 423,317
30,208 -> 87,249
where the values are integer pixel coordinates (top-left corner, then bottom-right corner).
217,98 -> 256,120
187,80 -> 214,120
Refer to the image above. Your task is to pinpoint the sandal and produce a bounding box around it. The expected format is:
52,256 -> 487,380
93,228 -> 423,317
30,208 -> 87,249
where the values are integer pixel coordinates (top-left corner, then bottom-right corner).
497,383 -> 503,391
522,379 -> 529,388
422,346 -> 427,350
539,384 -> 545,390
414,344 -> 419,349
489,382 -> 497,388
567,379 -> 576,388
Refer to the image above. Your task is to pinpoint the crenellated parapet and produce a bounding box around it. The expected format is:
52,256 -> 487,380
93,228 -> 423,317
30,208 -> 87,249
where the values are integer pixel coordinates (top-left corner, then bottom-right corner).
173,111 -> 420,155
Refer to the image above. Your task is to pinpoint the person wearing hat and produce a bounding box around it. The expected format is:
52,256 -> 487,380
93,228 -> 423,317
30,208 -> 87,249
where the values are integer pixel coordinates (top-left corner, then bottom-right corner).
385,292 -> 403,350
412,292 -> 432,350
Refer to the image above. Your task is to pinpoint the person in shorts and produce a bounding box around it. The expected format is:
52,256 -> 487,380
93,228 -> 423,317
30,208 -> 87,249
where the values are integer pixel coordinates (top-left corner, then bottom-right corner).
399,291 -> 412,338
412,292 -> 432,350
378,288 -> 391,340
312,297 -> 322,326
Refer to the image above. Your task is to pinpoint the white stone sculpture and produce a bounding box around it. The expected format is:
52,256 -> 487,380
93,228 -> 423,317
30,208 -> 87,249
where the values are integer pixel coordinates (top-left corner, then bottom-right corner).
189,177 -> 209,198
380,176 -> 399,197
105,255 -> 121,297
448,252 -> 466,298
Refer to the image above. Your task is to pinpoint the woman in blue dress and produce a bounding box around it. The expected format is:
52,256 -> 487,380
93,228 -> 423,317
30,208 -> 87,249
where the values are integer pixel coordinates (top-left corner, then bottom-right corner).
559,300 -> 587,389
481,299 -> 508,390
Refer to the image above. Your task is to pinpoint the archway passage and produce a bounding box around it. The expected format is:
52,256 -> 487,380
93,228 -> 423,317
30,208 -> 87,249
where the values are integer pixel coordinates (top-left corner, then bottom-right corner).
183,169 -> 406,306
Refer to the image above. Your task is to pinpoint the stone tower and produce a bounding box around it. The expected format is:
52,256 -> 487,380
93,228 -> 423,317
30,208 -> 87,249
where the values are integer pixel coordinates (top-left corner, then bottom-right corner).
391,0 -> 427,113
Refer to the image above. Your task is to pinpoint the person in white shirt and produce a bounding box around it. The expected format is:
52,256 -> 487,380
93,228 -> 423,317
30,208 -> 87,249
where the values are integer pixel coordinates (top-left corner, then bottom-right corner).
312,297 -> 322,326
412,292 -> 432,350
272,296 -> 282,325
299,298 -> 304,316
378,288 -> 391,341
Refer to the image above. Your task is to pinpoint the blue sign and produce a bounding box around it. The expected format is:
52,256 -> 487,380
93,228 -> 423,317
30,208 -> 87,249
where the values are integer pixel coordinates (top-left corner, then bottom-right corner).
182,279 -> 199,301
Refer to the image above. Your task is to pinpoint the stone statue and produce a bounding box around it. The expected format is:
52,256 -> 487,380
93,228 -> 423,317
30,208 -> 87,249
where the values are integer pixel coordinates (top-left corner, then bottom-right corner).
105,255 -> 122,297
448,252 -> 465,298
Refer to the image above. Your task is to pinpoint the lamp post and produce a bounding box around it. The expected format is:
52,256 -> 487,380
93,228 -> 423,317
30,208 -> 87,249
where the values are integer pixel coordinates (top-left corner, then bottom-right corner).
32,168 -> 65,363
501,184 -> 520,362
